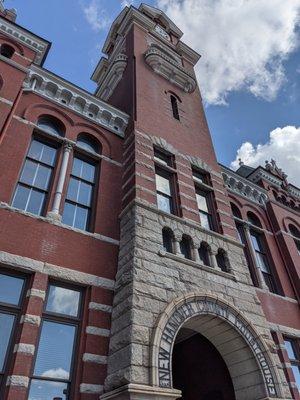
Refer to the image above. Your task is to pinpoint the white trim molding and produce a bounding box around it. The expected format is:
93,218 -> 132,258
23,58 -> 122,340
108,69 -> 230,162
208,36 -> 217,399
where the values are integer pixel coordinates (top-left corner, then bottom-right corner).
144,45 -> 197,93
0,16 -> 49,65
24,65 -> 129,137
94,54 -> 128,101
221,166 -> 269,206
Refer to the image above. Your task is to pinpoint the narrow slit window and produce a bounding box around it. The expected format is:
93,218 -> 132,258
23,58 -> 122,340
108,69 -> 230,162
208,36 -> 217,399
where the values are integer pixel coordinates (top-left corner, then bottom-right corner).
171,95 -> 180,120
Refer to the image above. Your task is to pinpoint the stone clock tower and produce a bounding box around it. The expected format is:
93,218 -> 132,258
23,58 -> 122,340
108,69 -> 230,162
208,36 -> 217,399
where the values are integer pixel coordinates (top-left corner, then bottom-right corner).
92,4 -> 291,400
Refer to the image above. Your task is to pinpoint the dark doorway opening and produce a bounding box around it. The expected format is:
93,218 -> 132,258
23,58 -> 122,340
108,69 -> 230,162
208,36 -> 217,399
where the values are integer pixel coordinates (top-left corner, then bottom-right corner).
173,332 -> 236,400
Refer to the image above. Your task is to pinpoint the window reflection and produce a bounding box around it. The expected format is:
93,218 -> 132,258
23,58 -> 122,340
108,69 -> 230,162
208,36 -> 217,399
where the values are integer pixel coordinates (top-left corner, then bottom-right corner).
29,283 -> 82,400
0,313 -> 15,371
62,157 -> 96,231
33,321 -> 75,380
12,139 -> 57,216
0,273 -> 24,305
0,272 -> 26,393
29,379 -> 68,400
46,285 -> 80,317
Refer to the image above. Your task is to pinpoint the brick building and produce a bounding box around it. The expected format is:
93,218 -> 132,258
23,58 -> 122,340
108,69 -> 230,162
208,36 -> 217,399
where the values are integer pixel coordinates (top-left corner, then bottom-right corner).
0,2 -> 299,400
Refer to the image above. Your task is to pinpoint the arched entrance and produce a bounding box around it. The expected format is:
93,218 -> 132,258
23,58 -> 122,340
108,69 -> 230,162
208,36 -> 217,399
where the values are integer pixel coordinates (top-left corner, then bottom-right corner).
151,294 -> 281,400
173,331 -> 235,400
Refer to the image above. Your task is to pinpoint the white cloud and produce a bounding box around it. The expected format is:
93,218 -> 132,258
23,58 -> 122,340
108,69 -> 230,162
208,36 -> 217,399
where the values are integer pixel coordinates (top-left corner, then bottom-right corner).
42,367 -> 69,381
157,0 -> 300,105
231,126 -> 300,186
82,0 -> 111,32
120,0 -> 134,8
48,286 -> 79,316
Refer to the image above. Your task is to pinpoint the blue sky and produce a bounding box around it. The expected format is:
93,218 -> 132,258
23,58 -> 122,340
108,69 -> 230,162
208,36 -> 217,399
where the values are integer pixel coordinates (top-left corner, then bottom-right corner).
5,0 -> 300,185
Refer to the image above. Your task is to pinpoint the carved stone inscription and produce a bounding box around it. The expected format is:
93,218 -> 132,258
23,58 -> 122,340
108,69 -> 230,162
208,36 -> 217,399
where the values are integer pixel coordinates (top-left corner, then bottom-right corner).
158,299 -> 277,397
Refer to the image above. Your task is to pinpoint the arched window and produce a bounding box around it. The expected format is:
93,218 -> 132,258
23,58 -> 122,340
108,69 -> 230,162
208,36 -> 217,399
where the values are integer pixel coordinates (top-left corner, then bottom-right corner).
198,242 -> 210,266
247,212 -> 262,228
180,235 -> 192,259
216,249 -> 229,272
77,133 -> 100,154
231,203 -> 242,219
37,115 -> 65,137
289,224 -> 300,255
0,44 -> 15,59
162,228 -> 174,253
170,95 -> 180,121
289,224 -> 300,239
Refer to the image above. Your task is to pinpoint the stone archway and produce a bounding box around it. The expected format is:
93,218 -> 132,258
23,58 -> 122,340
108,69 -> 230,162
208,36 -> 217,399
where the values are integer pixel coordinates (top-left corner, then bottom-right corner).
151,293 -> 281,400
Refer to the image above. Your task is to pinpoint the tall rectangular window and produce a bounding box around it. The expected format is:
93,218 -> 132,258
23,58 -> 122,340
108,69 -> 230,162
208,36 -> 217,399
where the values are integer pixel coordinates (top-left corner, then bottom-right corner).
62,157 -> 96,231
0,272 -> 26,393
284,338 -> 300,391
250,231 -> 277,293
193,169 -> 214,230
196,190 -> 213,230
154,148 -> 177,215
28,283 -> 82,400
12,139 -> 57,216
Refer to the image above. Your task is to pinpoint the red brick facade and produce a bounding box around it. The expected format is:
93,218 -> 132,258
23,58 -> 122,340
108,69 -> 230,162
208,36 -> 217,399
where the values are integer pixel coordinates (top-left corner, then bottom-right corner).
0,3 -> 299,400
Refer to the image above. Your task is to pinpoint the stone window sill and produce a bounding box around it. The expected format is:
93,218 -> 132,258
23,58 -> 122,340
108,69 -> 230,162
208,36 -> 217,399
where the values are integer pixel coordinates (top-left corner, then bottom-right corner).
158,250 -> 237,281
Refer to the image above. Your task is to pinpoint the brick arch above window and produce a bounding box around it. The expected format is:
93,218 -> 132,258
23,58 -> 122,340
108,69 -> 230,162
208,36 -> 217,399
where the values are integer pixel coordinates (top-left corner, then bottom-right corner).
282,216 -> 300,233
0,35 -> 24,56
77,133 -> 101,154
243,203 -> 270,230
73,122 -> 112,158
37,114 -> 66,137
24,103 -> 75,131
247,211 -> 263,229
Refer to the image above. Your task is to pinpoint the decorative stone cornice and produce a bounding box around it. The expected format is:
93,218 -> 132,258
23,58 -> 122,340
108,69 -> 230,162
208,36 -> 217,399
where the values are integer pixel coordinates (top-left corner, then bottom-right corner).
94,53 -> 128,100
139,4 -> 183,38
0,15 -> 50,65
221,167 -> 268,206
287,185 -> 300,200
248,167 -> 300,200
24,65 -> 129,137
144,45 -> 197,93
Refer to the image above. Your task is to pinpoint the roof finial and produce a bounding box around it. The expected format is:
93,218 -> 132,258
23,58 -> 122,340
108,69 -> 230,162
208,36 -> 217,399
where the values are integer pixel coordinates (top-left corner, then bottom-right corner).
238,158 -> 244,166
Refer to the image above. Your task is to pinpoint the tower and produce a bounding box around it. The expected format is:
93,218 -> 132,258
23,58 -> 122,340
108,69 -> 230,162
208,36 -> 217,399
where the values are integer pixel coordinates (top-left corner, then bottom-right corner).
92,5 -> 291,400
